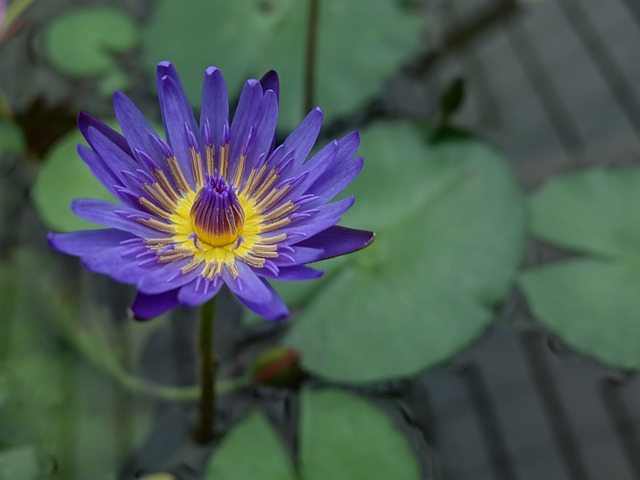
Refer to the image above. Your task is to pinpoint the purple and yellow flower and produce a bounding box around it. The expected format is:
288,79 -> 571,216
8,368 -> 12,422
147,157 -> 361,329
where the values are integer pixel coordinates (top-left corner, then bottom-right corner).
49,62 -> 374,320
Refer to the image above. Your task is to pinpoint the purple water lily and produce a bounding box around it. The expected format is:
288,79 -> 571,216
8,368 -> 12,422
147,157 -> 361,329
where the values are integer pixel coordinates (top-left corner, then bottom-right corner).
49,62 -> 374,320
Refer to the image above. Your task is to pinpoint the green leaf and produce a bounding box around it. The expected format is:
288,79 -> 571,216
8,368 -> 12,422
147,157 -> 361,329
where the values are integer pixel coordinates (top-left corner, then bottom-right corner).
141,0 -> 423,129
253,0 -> 424,129
520,259 -> 640,369
32,127 -> 116,232
0,446 -> 39,480
285,122 -> 526,382
141,0 -> 288,104
0,250 -> 153,479
0,122 -> 24,157
522,166 -> 640,369
44,8 -> 138,76
530,167 -> 640,260
300,388 -> 421,480
205,389 -> 420,480
203,411 -> 296,480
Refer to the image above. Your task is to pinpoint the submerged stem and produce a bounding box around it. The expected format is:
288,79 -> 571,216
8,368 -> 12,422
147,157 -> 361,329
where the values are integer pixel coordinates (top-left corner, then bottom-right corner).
304,0 -> 321,114
194,296 -> 217,443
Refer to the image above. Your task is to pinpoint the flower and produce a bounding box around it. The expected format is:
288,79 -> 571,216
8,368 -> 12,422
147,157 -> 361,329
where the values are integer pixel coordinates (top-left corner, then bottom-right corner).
49,62 -> 374,320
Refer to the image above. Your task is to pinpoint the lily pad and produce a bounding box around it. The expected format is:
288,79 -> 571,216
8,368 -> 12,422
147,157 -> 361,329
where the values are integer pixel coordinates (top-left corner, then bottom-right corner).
32,128 -> 114,231
284,122 -> 526,382
44,8 -> 138,76
203,411 -> 296,480
253,0 -> 424,129
0,446 -> 39,480
300,389 -> 421,480
530,167 -> 640,260
522,167 -> 640,369
142,0 -> 423,128
0,122 -> 24,157
142,0 -> 288,104
0,250 -> 153,479
204,388 -> 420,479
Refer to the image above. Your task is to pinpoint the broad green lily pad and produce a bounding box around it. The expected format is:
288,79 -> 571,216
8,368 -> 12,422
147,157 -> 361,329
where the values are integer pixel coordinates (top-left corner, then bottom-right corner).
0,446 -> 39,480
204,389 -> 420,479
204,411 -> 296,480
142,0 -> 423,128
300,389 -> 421,480
284,122 -> 526,382
142,0 -> 288,103
0,122 -> 24,157
32,128 -> 115,231
523,167 -> 640,369
44,8 -> 138,76
530,167 -> 640,259
0,250 -> 153,479
253,0 -> 424,129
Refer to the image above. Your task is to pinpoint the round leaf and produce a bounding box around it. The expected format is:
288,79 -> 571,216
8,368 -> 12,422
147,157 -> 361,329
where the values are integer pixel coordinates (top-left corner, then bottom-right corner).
253,0 -> 424,129
0,446 -> 39,480
523,166 -> 640,369
0,122 -> 24,157
203,411 -> 296,480
520,259 -> 640,369
142,0 -> 423,129
285,122 -> 526,382
44,8 -> 138,76
32,129 -> 115,231
300,388 -> 421,480
530,167 -> 640,260
142,0 -> 288,103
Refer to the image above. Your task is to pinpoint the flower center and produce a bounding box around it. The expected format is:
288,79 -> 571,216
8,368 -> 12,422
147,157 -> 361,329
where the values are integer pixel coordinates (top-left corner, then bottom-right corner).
190,174 -> 245,247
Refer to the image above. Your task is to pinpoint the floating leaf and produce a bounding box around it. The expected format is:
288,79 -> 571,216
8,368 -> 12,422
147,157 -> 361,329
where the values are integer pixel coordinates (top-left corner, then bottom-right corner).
0,446 -> 39,480
253,0 -> 424,129
530,167 -> 640,259
142,0 -> 287,104
32,128 -> 114,231
204,389 -> 420,479
300,389 -> 420,480
0,122 -> 24,157
44,8 -> 138,76
142,0 -> 423,129
523,167 -> 640,369
0,250 -> 153,479
285,122 -> 526,382
203,411 -> 296,480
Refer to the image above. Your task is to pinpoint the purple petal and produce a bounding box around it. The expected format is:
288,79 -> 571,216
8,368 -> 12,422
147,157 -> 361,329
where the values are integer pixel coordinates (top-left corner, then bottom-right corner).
242,89 -> 278,177
273,245 -> 323,266
283,107 -> 323,168
229,79 -> 263,165
259,70 -> 279,102
48,229 -> 135,255
85,127 -> 139,184
137,259 -> 204,294
200,66 -> 229,151
307,156 -> 363,205
113,91 -> 164,164
257,265 -> 324,281
77,112 -> 132,155
274,196 -> 355,239
131,289 -> 180,321
71,198 -> 166,238
76,144 -> 122,199
296,226 -> 375,260
178,276 -> 223,306
223,262 -> 289,320
157,74 -> 198,188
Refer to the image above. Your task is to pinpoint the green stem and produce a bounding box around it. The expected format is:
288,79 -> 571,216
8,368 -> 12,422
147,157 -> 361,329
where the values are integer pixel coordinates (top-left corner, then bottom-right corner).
304,0 -> 321,114
194,297 -> 217,443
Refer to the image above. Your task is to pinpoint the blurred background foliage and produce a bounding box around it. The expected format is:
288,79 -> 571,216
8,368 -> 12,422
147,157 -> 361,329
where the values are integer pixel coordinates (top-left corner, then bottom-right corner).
2,0 -> 640,479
